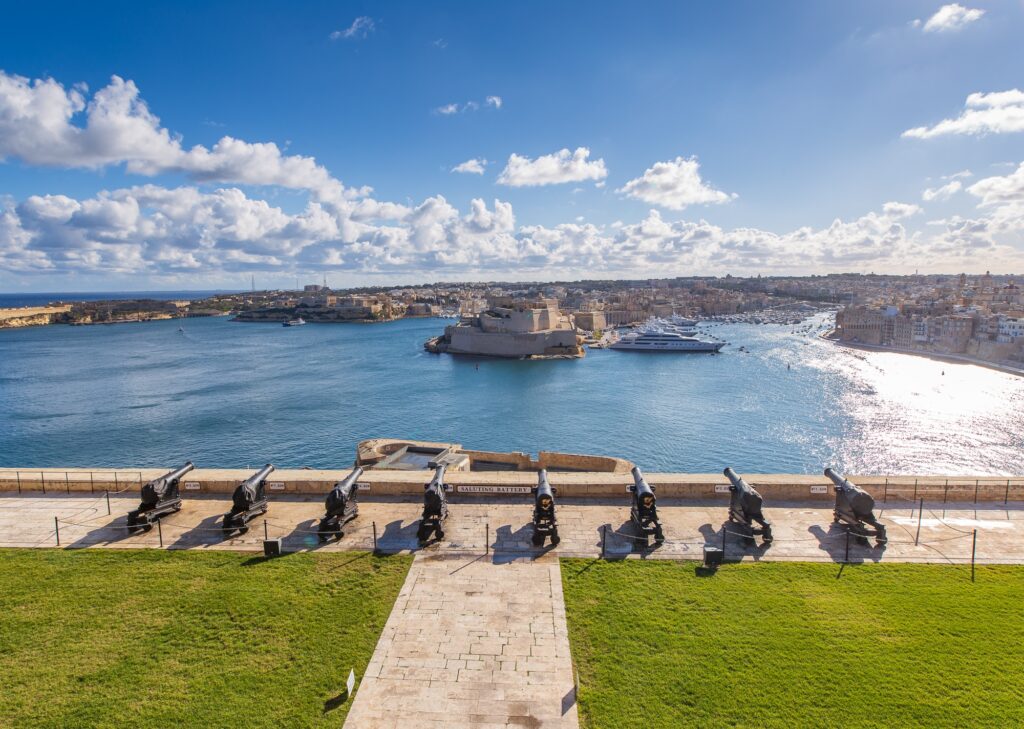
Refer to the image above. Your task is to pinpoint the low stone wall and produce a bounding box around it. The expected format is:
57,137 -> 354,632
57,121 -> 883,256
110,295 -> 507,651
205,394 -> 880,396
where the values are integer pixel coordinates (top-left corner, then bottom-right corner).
1,468 -> 1022,503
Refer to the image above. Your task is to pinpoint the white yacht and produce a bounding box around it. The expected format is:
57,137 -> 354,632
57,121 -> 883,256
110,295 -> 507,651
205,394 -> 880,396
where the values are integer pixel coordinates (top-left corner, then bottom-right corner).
282,316 -> 306,327
611,329 -> 724,352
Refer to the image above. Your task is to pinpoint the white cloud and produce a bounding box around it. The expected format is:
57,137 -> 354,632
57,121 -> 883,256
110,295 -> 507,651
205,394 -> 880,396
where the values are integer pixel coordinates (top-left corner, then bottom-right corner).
434,96 -> 503,116
497,147 -> 607,187
330,17 -> 375,41
617,156 -> 734,211
903,89 -> 1024,139
0,71 -> 351,205
922,181 -> 962,201
919,4 -> 985,33
452,158 -> 487,175
941,169 -> 973,180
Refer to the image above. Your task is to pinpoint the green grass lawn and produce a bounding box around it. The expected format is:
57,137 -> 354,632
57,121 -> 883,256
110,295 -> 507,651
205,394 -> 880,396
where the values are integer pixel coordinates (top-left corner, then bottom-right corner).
0,548 -> 411,728
562,560 -> 1024,728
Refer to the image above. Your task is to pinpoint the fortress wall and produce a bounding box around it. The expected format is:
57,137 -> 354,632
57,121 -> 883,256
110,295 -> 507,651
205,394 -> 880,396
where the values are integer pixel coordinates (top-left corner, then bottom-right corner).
0,467 -> 1021,502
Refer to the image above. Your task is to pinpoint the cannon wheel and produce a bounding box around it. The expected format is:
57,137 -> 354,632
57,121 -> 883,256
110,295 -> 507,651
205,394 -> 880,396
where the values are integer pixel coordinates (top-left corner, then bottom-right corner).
239,525 -> 249,536
532,532 -> 545,547
654,527 -> 665,544
550,533 -> 561,546
143,523 -> 154,533
434,526 -> 445,541
416,524 -> 430,543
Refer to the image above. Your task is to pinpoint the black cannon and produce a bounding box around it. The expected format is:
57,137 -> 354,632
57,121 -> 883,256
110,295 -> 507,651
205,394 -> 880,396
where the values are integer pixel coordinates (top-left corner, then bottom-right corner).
825,468 -> 887,545
531,469 -> 560,547
222,464 -> 274,535
629,466 -> 665,544
723,467 -> 773,543
126,462 -> 194,532
416,465 -> 449,543
318,467 -> 363,542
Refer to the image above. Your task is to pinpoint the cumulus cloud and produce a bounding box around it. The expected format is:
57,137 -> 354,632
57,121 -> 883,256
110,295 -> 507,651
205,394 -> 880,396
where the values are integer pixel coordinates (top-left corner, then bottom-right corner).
330,17 -> 375,40
903,89 -> 1024,139
922,180 -> 962,201
452,158 -> 487,175
617,156 -> 735,211
918,4 -> 985,33
0,71 -> 351,204
497,147 -> 607,187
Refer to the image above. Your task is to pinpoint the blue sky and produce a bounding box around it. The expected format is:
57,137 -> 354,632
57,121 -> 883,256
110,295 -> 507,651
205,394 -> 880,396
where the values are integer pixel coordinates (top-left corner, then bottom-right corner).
0,1 -> 1023,290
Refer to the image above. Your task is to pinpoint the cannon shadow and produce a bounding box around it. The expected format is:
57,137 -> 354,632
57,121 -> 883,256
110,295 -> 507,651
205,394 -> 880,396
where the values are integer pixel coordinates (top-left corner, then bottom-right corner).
807,524 -> 887,564
378,518 -> 422,552
279,518 -> 331,551
167,513 -> 226,548
66,514 -> 152,549
696,521 -> 773,562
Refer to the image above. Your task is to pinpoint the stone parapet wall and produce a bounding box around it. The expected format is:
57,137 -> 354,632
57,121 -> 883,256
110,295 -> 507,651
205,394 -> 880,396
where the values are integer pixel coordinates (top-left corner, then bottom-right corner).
1,468 -> 1022,502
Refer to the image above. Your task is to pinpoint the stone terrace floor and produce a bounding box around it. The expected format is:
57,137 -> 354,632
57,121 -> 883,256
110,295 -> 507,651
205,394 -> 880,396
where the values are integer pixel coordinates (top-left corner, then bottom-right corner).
1,493 -> 1023,564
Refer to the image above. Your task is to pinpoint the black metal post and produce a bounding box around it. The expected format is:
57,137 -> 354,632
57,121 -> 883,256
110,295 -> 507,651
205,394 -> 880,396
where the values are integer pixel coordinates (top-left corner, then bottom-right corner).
971,529 -> 977,583
721,526 -> 727,556
1006,479 -> 1011,505
883,478 -> 888,503
54,517 -> 60,546
65,472 -> 70,494
485,523 -> 489,555
158,519 -> 163,548
844,529 -> 850,564
915,497 -> 924,546
372,521 -> 378,553
601,524 -> 606,558
263,520 -> 268,541
974,479 -> 979,504
16,471 -> 21,495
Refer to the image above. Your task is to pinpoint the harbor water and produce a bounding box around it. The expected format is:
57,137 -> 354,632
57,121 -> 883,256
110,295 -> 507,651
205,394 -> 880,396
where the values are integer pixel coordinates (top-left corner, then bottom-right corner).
1,314 -> 1021,475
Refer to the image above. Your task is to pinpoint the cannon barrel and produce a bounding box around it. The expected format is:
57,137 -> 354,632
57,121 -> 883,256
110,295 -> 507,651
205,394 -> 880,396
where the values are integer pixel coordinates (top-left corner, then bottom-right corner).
140,461 -> 194,505
243,463 -> 275,487
233,464 -> 274,510
427,464 -> 447,490
325,466 -> 363,513
631,466 -> 655,498
536,469 -> 555,503
825,467 -> 880,525
723,467 -> 749,492
824,467 -> 855,491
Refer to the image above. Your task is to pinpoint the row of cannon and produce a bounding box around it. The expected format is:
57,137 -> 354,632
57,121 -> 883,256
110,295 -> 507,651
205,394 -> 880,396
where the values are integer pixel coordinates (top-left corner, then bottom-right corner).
124,462 -> 888,546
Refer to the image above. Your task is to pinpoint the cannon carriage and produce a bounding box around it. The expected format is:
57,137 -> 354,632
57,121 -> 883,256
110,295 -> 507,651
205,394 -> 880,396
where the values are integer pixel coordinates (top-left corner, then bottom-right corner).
629,466 -> 665,545
825,468 -> 887,545
531,469 -> 560,547
416,465 -> 449,543
318,467 -> 362,542
126,462 -> 194,532
222,464 -> 274,536
723,467 -> 773,544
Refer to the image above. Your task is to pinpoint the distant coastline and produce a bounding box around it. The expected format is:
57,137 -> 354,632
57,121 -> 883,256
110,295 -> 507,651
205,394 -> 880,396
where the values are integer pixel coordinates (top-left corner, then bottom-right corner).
825,332 -> 1024,378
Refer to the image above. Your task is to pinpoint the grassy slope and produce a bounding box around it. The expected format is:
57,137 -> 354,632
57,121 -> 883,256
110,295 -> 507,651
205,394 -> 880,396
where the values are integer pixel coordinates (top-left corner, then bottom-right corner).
562,560 -> 1024,728
0,549 -> 411,728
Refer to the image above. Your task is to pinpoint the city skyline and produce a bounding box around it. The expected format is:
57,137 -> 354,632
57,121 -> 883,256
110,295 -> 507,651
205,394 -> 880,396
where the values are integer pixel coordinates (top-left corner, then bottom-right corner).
1,1 -> 1023,290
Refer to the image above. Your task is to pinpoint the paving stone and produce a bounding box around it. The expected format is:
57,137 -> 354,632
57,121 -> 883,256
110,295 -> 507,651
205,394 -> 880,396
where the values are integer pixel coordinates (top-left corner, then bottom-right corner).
343,553 -> 579,728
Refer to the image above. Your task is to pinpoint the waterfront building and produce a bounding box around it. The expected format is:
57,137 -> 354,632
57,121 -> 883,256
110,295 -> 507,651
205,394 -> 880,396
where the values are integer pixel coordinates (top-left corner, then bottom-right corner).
425,297 -> 583,358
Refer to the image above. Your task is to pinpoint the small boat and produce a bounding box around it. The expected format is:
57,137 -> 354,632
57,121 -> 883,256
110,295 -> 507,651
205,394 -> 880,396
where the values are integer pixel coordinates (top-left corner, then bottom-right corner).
283,317 -> 306,327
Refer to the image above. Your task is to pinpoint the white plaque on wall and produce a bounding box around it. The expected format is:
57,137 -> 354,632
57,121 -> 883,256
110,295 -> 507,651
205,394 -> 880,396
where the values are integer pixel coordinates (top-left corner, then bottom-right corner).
184,482 -> 201,491
714,484 -> 731,494
810,484 -> 828,494
268,482 -> 286,491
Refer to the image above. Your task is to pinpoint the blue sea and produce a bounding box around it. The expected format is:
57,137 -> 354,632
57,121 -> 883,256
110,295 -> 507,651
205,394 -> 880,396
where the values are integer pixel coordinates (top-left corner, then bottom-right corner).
1,314 -> 1021,474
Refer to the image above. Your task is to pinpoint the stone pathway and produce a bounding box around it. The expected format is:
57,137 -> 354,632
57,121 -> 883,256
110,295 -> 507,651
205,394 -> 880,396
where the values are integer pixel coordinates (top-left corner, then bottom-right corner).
344,553 -> 579,729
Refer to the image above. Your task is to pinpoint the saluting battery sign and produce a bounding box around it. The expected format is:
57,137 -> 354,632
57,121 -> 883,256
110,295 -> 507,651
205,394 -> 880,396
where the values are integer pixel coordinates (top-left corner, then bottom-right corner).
457,485 -> 532,494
